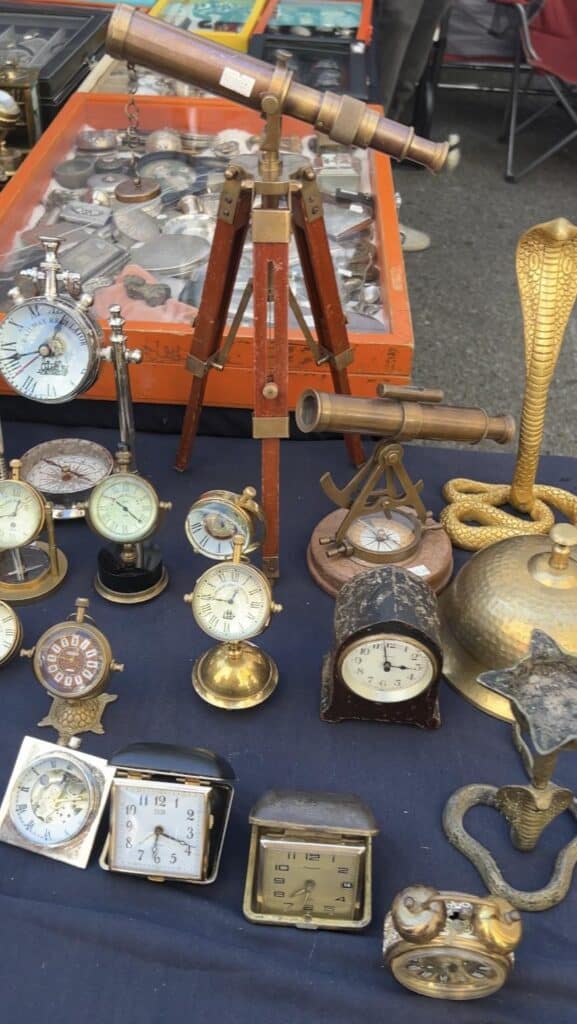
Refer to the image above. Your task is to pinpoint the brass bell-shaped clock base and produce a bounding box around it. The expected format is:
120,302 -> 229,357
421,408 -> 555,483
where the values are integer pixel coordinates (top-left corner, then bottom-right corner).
0,543 -> 68,604
192,641 -> 278,710
307,509 -> 453,597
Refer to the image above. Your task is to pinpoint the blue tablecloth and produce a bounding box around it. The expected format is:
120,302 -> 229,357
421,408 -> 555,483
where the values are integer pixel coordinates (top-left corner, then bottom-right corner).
0,419 -> 575,1024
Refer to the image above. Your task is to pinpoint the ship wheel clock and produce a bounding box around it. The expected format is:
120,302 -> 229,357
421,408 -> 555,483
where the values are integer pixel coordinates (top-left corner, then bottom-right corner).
321,564 -> 443,728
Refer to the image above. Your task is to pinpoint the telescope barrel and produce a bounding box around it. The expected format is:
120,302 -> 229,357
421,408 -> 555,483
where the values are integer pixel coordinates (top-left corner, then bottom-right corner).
106,6 -> 448,173
296,390 -> 515,446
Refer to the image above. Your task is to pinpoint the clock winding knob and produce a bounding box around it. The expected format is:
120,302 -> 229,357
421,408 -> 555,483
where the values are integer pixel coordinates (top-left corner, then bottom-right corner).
472,898 -> 522,954
391,884 -> 447,942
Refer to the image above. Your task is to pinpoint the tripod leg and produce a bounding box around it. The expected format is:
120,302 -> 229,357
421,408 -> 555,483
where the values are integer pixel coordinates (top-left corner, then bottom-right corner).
252,221 -> 290,580
175,184 -> 252,471
292,187 -> 364,467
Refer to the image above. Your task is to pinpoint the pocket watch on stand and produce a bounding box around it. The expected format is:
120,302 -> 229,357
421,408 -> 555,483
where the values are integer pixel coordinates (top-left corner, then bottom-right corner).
321,564 -> 443,727
21,598 -> 124,746
0,458 -> 67,603
84,450 -> 172,603
99,742 -> 235,885
184,535 -> 282,709
243,789 -> 378,930
0,735 -> 115,869
185,487 -> 266,561
383,885 -> 522,1000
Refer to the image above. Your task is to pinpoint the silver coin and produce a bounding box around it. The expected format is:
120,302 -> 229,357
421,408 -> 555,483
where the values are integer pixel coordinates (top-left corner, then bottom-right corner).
87,172 -> 127,193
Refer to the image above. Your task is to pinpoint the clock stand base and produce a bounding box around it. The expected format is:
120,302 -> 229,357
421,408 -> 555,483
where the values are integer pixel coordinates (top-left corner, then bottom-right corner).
94,544 -> 168,605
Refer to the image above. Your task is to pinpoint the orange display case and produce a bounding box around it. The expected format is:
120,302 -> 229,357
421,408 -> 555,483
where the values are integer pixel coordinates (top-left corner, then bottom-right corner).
0,94 -> 412,408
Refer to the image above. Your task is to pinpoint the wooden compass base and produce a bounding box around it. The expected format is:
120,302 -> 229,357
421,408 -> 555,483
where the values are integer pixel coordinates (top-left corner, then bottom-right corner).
320,654 -> 441,729
307,510 -> 454,598
0,543 -> 68,604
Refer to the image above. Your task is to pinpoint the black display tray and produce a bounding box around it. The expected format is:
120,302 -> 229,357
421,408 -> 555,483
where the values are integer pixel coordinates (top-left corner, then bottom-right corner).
249,30 -> 369,100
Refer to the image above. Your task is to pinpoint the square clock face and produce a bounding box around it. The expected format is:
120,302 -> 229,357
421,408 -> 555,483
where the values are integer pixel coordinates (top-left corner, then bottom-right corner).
108,778 -> 212,880
256,835 -> 366,922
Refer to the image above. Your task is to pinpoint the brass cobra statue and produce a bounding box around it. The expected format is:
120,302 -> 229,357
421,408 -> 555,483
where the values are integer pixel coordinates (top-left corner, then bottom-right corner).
442,218 -> 577,550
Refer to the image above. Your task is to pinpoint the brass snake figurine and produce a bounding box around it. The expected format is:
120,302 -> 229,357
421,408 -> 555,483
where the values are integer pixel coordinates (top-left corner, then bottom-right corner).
442,218 -> 577,550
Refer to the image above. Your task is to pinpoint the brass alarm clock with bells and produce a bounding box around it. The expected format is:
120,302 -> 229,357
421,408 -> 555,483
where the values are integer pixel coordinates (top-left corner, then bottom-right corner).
99,743 -> 235,885
243,789 -> 378,930
185,487 -> 266,561
84,450 -> 172,603
21,598 -> 124,746
0,458 -> 67,602
322,564 -> 443,728
184,534 -> 282,709
383,885 -> 522,1000
0,735 -> 115,869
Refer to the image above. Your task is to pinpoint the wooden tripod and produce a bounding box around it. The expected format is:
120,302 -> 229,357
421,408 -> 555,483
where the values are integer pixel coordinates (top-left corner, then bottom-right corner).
175,64 -> 363,578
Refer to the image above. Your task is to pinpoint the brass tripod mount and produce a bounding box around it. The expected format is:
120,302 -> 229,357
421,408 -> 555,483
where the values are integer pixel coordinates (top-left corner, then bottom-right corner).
443,630 -> 577,911
442,218 -> 577,550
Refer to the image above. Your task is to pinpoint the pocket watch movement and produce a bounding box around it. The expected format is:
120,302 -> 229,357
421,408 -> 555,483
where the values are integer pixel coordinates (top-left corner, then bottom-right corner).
0,237 -> 102,403
243,789 -> 378,930
383,886 -> 522,1000
321,565 -> 443,727
185,486 -> 266,561
184,535 -> 282,709
0,736 -> 115,868
20,438 -> 114,520
99,743 -> 235,884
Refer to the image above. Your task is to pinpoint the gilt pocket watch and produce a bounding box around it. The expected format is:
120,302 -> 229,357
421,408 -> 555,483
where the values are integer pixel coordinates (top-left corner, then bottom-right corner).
99,743 -> 235,884
243,789 -> 378,930
383,886 -> 522,1000
321,565 -> 443,728
0,736 -> 115,868
185,486 -> 266,561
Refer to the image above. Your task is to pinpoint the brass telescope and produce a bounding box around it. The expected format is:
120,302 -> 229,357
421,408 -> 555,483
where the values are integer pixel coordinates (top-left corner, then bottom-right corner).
296,388 -> 515,445
106,5 -> 448,172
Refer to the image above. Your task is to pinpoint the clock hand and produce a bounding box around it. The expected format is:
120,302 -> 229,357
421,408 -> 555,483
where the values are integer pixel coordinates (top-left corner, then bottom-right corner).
13,353 -> 42,377
158,831 -> 193,849
112,498 -> 142,523
290,880 -> 316,900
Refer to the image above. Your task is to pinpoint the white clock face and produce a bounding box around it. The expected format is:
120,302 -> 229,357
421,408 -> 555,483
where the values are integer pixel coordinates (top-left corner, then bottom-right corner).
0,601 -> 20,663
9,754 -> 95,847
109,779 -> 210,879
185,497 -> 250,560
339,634 -> 436,703
0,479 -> 44,549
192,562 -> 270,641
347,510 -> 419,557
89,475 -> 158,542
0,298 -> 98,403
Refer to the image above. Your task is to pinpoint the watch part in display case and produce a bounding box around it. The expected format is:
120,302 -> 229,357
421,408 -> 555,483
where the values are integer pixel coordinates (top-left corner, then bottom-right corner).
185,486 -> 266,560
0,59 -> 41,148
0,458 -> 67,603
442,218 -> 577,551
440,523 -> 577,721
99,742 -> 235,884
0,236 -> 102,403
0,88 -> 21,179
21,597 -> 124,745
443,630 -> 577,911
84,449 -> 172,604
0,735 -> 115,869
243,789 -> 378,930
184,534 -> 282,709
19,438 -> 114,520
305,432 -> 453,597
383,886 -> 522,1000
321,564 -> 443,728
0,599 -> 22,666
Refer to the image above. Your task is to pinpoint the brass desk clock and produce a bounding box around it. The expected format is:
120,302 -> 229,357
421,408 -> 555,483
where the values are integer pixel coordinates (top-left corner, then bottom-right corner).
444,630 -> 577,911
383,885 -> 522,1000
0,459 -> 67,602
21,598 -> 124,746
185,487 -> 266,561
243,789 -> 378,930
322,565 -> 443,728
0,600 -> 22,666
184,535 -> 282,709
85,450 -> 172,603
0,735 -> 115,869
100,743 -> 235,884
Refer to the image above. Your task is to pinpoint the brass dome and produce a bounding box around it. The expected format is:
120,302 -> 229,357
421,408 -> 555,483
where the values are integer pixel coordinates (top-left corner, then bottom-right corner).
440,525 -> 577,721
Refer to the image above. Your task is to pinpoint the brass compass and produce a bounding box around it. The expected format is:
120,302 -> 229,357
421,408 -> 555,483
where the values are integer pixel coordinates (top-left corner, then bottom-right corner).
184,535 -> 282,709
21,597 -> 124,746
0,459 -> 67,603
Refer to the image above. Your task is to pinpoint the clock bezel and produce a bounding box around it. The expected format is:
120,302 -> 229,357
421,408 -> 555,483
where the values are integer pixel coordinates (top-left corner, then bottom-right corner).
337,630 -> 440,704
32,619 -> 113,700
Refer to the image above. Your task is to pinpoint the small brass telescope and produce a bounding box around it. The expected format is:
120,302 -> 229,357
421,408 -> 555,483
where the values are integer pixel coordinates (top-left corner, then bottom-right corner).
106,5 -> 448,173
296,387 -> 515,446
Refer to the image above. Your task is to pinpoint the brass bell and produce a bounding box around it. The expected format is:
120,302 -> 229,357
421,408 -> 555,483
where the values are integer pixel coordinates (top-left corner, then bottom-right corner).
440,523 -> 577,720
